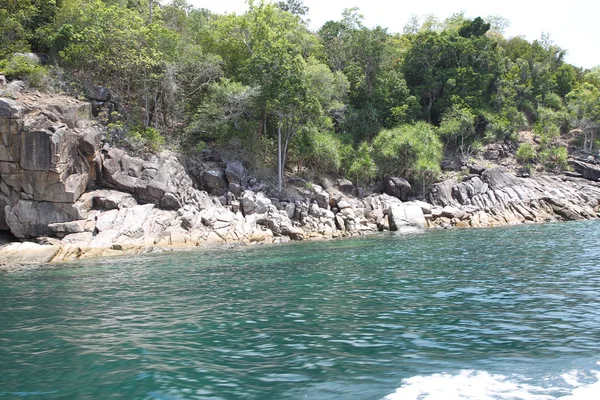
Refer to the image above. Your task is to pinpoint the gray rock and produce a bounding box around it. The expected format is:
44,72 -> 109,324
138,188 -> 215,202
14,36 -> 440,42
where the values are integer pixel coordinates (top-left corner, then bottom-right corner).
84,83 -> 112,102
225,161 -> 246,185
255,192 -> 271,214
4,81 -> 26,96
285,202 -> 295,219
388,203 -> 426,231
384,176 -> 412,201
241,191 -> 256,216
482,167 -> 520,190
202,169 -> 228,193
13,53 -> 48,65
441,206 -> 468,220
337,200 -> 352,209
5,200 -> 85,238
313,186 -> 330,209
48,220 -> 86,238
231,200 -> 241,213
414,200 -> 432,215
0,98 -> 24,119
229,182 -> 242,197
337,179 -> 354,194
0,242 -> 59,264
266,212 -> 304,240
570,160 -> 600,181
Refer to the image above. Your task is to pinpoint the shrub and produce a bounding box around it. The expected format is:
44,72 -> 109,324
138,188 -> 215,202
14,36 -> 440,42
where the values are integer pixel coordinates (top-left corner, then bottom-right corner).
539,146 -> 568,171
438,105 -> 475,154
483,108 -> 527,142
347,142 -> 377,186
0,55 -> 50,89
125,126 -> 165,152
372,122 -> 442,180
290,127 -> 347,175
516,143 -> 536,164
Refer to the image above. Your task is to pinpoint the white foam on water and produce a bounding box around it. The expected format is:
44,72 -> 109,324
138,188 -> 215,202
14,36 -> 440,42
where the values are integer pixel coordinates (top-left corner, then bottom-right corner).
383,367 -> 600,400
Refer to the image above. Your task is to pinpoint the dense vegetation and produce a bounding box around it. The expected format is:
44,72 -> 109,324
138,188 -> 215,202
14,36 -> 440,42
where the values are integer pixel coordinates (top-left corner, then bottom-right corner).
2,0 -> 600,191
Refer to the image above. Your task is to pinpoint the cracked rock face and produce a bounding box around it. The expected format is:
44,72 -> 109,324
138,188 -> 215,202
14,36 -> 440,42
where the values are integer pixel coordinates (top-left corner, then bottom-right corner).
426,167 -> 600,227
0,96 -> 100,238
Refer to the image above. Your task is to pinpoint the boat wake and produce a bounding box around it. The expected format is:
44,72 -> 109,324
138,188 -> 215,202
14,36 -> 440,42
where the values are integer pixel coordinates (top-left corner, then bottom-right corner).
384,366 -> 600,400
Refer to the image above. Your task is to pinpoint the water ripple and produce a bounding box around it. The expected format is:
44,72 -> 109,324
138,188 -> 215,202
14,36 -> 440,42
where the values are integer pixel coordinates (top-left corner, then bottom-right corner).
1,221 -> 600,399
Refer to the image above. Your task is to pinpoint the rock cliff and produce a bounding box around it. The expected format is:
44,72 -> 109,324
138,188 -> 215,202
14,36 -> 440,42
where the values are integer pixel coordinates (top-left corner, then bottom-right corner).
0,90 -> 599,265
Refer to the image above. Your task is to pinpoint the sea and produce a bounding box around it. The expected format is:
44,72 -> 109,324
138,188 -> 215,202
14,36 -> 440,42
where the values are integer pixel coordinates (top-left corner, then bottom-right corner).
1,220 -> 599,399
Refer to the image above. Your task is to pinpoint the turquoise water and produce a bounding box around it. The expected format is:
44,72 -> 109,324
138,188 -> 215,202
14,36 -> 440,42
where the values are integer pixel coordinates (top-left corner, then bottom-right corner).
1,221 -> 600,399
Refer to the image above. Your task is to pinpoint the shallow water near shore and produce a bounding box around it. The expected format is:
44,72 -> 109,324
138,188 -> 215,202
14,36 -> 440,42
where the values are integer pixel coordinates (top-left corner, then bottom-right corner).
1,221 -> 600,399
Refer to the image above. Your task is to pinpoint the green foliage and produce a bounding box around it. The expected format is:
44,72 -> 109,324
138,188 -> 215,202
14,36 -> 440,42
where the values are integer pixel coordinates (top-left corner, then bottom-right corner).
438,105 -> 476,151
538,146 -> 568,171
566,82 -> 600,152
186,79 -> 258,146
290,127 -> 349,175
516,142 -> 536,164
533,106 -> 565,147
126,125 -> 165,152
371,122 -> 443,184
483,108 -> 527,141
0,0 -> 62,58
0,54 -> 50,89
347,141 -> 377,186
2,0 -> 593,186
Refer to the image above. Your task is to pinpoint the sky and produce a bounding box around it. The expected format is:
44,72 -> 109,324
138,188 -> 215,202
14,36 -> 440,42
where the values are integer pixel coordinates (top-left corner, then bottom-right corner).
188,0 -> 599,69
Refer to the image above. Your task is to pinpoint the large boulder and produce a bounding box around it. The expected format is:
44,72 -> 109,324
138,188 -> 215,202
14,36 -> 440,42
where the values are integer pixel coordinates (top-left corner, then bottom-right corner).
4,200 -> 85,238
570,160 -> 600,181
0,242 -> 59,264
481,167 -> 521,190
225,161 -> 246,186
388,203 -> 426,231
202,169 -> 228,194
337,179 -> 355,194
101,149 -> 212,210
84,82 -> 112,102
13,53 -> 48,65
312,185 -> 330,210
384,176 -> 412,201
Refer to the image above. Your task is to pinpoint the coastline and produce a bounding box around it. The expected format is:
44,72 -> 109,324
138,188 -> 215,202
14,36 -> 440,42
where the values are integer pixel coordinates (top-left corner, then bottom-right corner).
1,92 -> 599,268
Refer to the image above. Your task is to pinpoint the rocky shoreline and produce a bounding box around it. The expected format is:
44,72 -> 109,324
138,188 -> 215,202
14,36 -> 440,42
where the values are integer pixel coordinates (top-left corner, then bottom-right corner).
1,91 -> 600,266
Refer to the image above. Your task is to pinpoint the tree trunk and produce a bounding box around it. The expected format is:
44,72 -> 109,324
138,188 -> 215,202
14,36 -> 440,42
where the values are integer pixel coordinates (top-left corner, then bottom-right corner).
278,122 -> 282,192
258,101 -> 266,140
425,97 -> 434,123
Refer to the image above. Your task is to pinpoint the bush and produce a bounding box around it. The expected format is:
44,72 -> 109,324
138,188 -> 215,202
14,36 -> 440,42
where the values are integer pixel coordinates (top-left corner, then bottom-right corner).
438,105 -> 475,153
483,108 -> 527,142
0,55 -> 50,89
539,146 -> 568,171
516,143 -> 536,164
125,126 -> 165,152
289,127 -> 348,175
371,121 -> 443,185
347,142 -> 377,186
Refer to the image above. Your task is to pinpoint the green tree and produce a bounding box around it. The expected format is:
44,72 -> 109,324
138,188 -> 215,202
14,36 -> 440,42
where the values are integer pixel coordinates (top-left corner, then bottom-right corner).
567,83 -> 600,152
56,0 -> 179,128
276,0 -> 308,16
319,9 -> 416,140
